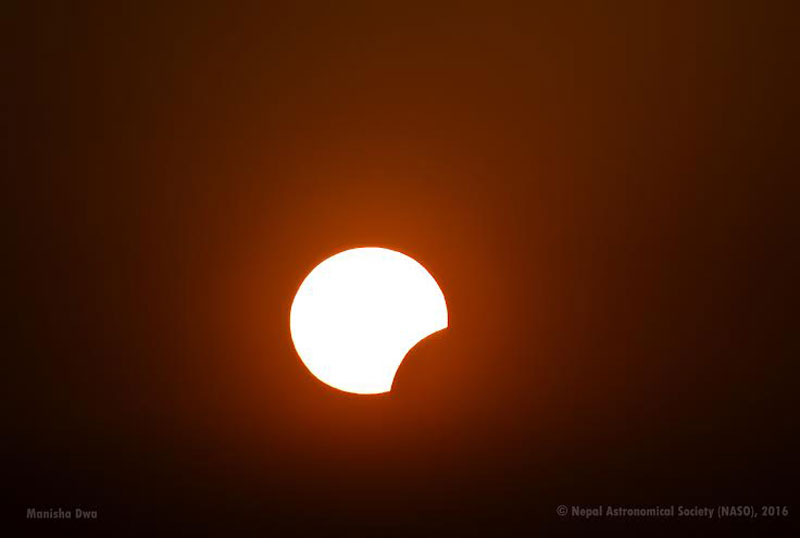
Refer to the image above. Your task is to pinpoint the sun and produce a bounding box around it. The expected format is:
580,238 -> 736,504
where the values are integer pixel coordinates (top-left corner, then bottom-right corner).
290,247 -> 448,394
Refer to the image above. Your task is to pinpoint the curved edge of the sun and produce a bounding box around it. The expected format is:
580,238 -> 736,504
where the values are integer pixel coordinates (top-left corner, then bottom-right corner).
383,315 -> 449,395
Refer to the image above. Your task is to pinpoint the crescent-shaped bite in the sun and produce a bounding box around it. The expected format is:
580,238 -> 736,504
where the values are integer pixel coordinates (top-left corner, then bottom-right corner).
290,247 -> 448,394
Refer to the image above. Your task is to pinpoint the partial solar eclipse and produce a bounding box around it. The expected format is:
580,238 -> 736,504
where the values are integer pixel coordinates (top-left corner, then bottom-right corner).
290,247 -> 448,394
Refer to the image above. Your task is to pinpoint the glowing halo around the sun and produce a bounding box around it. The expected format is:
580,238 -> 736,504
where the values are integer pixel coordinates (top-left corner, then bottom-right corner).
290,247 -> 448,394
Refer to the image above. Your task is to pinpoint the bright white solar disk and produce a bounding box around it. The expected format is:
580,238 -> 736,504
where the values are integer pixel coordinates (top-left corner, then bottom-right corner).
290,248 -> 448,394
